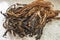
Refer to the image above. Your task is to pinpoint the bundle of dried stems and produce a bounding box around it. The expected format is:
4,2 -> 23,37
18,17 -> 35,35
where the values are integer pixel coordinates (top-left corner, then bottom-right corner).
1,0 -> 60,40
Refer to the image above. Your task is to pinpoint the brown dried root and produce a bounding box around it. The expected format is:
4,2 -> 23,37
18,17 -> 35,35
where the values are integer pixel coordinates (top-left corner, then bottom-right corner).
1,0 -> 60,40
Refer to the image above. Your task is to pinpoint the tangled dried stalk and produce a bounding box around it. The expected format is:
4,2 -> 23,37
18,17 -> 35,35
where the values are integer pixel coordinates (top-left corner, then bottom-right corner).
1,0 -> 60,40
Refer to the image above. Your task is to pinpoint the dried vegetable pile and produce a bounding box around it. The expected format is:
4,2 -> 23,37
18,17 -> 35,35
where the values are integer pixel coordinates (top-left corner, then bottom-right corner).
1,0 -> 60,40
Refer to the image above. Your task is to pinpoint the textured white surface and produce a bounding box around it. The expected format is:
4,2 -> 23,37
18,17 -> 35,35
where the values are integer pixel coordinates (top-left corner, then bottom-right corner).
0,0 -> 60,40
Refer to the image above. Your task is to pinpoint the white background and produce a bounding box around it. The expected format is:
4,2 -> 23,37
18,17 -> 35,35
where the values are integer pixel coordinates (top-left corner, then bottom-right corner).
0,0 -> 60,40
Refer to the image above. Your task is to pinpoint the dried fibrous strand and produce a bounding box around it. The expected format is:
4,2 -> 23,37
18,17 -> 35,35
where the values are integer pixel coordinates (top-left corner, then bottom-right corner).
1,0 -> 60,40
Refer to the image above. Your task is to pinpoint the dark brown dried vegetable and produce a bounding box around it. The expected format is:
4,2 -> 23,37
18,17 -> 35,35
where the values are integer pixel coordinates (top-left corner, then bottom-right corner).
1,0 -> 60,40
